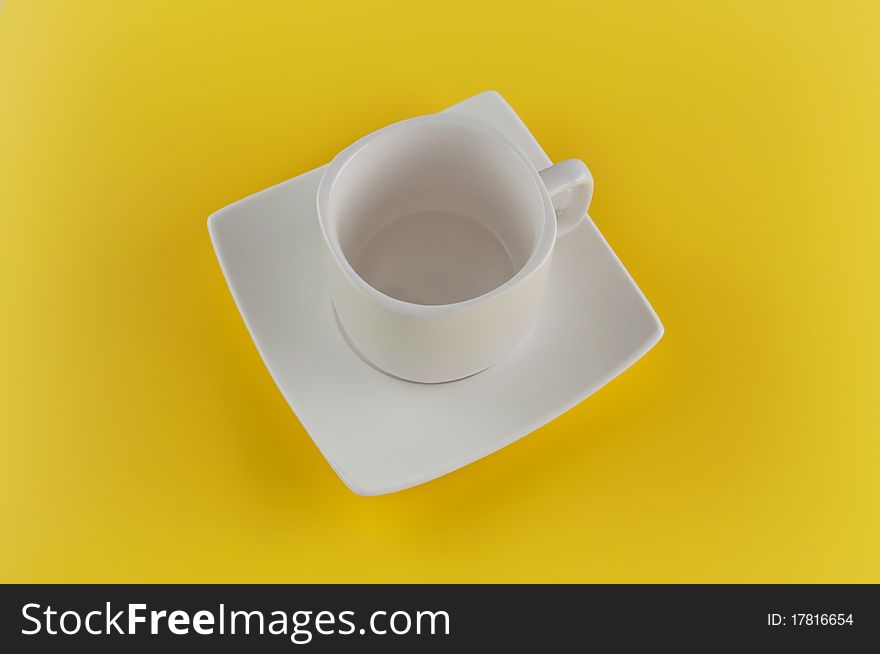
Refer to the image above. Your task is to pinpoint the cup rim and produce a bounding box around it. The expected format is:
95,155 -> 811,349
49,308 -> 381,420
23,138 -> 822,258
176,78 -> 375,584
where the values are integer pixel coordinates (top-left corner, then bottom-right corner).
316,112 -> 557,316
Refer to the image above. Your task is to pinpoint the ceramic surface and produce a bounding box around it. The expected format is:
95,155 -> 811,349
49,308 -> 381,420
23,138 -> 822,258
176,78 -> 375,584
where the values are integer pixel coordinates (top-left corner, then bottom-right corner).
208,91 -> 663,495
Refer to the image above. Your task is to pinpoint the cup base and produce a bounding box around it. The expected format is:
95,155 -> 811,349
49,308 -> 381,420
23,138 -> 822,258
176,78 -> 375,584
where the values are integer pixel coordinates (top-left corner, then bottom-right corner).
331,303 -> 493,384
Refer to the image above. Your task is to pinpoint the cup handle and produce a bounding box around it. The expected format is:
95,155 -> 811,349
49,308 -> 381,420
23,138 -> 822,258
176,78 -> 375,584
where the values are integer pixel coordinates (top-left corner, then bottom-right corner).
538,159 -> 593,237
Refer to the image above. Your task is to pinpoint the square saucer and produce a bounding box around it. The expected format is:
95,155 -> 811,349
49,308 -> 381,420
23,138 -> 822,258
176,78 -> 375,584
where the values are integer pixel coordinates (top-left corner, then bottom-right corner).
208,91 -> 663,495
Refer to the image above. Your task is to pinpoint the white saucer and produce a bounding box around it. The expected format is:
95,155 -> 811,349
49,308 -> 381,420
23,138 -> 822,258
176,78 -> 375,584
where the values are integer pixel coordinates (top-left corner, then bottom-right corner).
208,91 -> 663,495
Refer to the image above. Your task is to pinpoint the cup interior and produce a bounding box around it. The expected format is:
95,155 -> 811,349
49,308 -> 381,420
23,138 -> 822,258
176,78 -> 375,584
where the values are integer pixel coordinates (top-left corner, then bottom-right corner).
323,119 -> 545,306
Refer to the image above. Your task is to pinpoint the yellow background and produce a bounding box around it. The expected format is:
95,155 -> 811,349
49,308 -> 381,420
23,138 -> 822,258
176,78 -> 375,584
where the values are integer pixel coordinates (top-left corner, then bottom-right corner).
1,0 -> 878,583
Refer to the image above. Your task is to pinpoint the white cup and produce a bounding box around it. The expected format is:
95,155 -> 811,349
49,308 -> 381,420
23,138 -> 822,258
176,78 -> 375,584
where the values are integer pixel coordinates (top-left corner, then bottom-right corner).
317,112 -> 593,383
